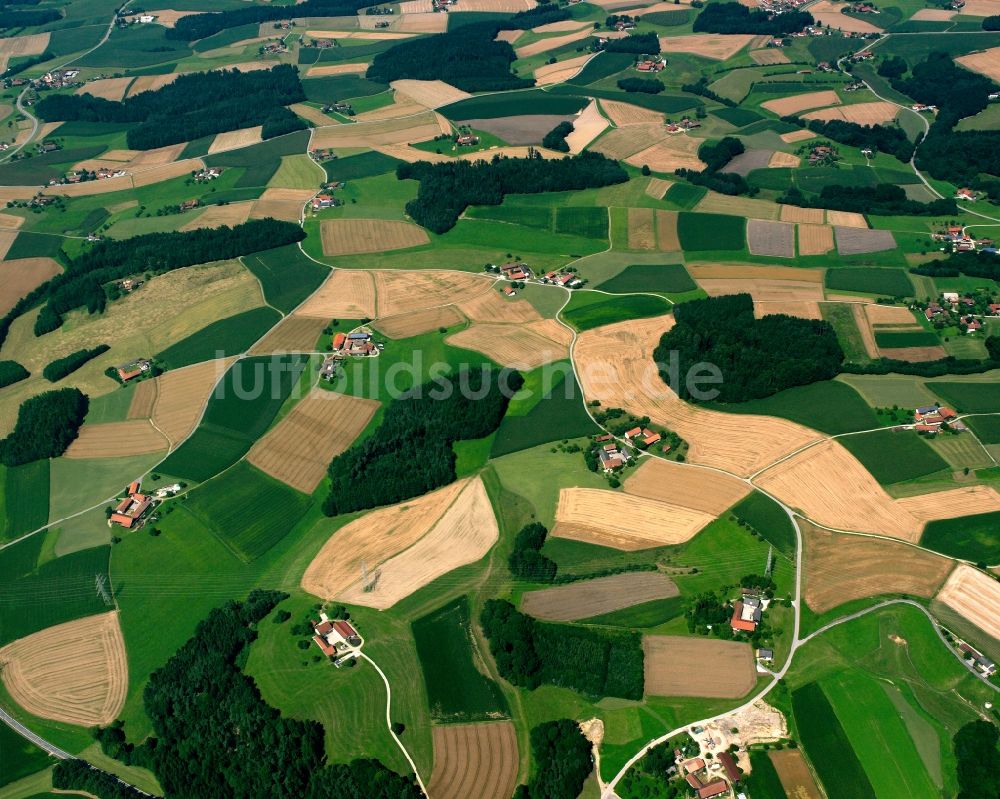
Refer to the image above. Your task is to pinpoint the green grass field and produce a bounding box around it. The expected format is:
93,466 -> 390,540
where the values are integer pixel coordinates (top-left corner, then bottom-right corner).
1,461 -> 50,543
324,150 -> 402,183
579,596 -> 684,628
920,510 -> 1000,564
411,596 -> 510,723
439,90 -> 587,120
662,183 -> 705,210
929,382 -> 1000,414
466,204 -> 608,241
595,264 -> 696,295
155,307 -> 281,369
839,429 -> 948,485
730,491 -> 796,557
709,380 -> 879,436
5,232 -> 66,262
301,74 -> 388,103
825,269 -> 914,297
567,51 -> 634,85
792,682 -> 876,799
965,414 -> 1000,444
677,212 -> 745,251
743,750 -> 789,799
874,330 -> 940,348
0,721 -> 53,789
561,291 -> 670,332
183,462 -> 313,562
711,107 -> 764,127
242,245 -> 329,314
205,130 -> 312,188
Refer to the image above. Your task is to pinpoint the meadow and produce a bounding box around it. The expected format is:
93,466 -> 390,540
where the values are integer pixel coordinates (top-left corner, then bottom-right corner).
325,151 -> 402,183
242,245 -> 329,314
677,212 -> 745,251
930,382 -> 1000,414
825,268 -> 914,297
920,510 -> 1000,564
205,130 -> 312,189
595,264 -> 696,295
662,183 -> 706,211
411,596 -> 510,723
965,415 -> 1000,444
873,330 -> 940,348
560,292 -> 669,332
579,596 -> 684,629
1,460 -> 49,543
839,429 -> 948,485
743,749 -> 787,799
155,307 -> 281,369
730,491 -> 796,557
0,720 -> 52,789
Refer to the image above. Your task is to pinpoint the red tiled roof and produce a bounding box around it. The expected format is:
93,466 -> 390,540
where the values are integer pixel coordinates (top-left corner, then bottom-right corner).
698,780 -> 728,799
110,513 -> 135,528
731,601 -> 756,632
685,773 -> 704,790
718,751 -> 740,782
314,620 -> 333,635
312,635 -> 335,656
333,620 -> 357,639
128,480 -> 140,495
115,498 -> 132,514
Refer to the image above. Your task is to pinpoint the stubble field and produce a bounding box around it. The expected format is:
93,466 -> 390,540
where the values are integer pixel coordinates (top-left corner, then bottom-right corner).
428,722 -> 519,799
521,572 -> 679,621
643,636 -> 756,697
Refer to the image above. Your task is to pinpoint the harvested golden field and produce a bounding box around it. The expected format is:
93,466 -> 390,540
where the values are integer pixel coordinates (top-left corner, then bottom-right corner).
355,92 -> 428,122
398,0 -> 435,10
911,7 -> 955,19
0,229 -> 16,262
393,12 -> 450,32
936,564 -> 1000,641
495,28 -> 524,43
429,723 -> 519,799
762,90 -> 841,117
534,53 -> 592,85
695,191 -> 779,220
0,211 -> 24,230
656,210 -> 680,251
750,48 -> 789,65
853,303 -> 879,358
628,207 -> 656,250
601,99 -> 664,126
249,315 -> 326,353
698,277 -> 823,303
961,0 -> 1000,14
391,79 -> 470,108
810,0 -> 883,30
320,219 -> 429,257
128,379 -> 157,419
553,488 -> 716,550
756,440 -> 921,540
516,28 -> 592,58
896,485 -> 1000,524
565,100 -> 608,154
0,32 -> 48,71
688,263 -> 824,282
307,62 -> 369,76
522,572 -> 679,621
446,319 -> 572,368
645,177 -> 673,199
659,33 -> 754,60
295,269 -> 375,319
151,359 -> 232,446
879,345 -> 949,362
644,636 -> 756,698
132,159 -> 205,188
375,305 -> 466,338
208,126 -> 263,154
770,750 -> 822,799
64,420 -> 167,459
77,77 -> 133,101
768,151 -> 799,168
780,129 -> 815,143
624,457 -> 750,512
0,612 -> 127,727
142,8 -> 200,26
825,210 -> 868,228
625,135 -> 704,172
535,19 -> 591,32
754,300 -> 821,319
179,201 -> 253,231
456,286 -> 541,323
291,103 -> 335,127
956,46 -> 1000,83
305,478 -> 499,609
573,315 -> 821,475
450,0 -> 537,9
590,124 -> 666,159
311,110 -> 448,148
780,205 -> 824,224
0,187 -> 39,202
250,187 -> 314,222
797,223 -> 834,256
248,390 -> 379,493
865,303 -> 917,325
802,522 -> 953,613
804,101 -> 898,125
375,270 -> 493,317
127,73 -> 180,96
43,174 -> 133,196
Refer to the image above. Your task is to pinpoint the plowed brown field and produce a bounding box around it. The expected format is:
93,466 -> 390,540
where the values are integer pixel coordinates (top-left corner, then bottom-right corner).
521,571 -> 679,621
623,457 -> 750,513
64,420 -> 168,459
429,722 -> 519,799
375,305 -> 466,338
320,219 -> 429,256
644,636 -> 756,697
295,269 -> 376,319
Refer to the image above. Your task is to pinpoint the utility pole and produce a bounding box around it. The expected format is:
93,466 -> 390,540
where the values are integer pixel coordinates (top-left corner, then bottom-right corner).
95,574 -> 112,606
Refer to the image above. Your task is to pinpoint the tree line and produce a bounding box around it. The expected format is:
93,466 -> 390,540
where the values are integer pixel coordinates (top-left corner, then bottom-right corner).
42,344 -> 109,383
654,293 -> 843,402
953,720 -> 1000,799
778,184 -> 956,216
693,2 -> 814,34
0,6 -> 59,28
542,121 -> 573,152
36,66 -> 305,150
0,360 -> 28,389
911,250 -> 1000,282
781,115 -> 915,163
167,0 -> 370,41
675,136 -> 753,196
513,720 -> 593,799
508,522 -> 558,582
0,388 -> 88,466
617,77 -> 665,94
398,151 -> 627,233
323,367 -> 522,516
33,218 -> 304,335
601,32 -> 660,54
52,761 -> 150,799
94,590 -> 422,799
480,599 -> 645,699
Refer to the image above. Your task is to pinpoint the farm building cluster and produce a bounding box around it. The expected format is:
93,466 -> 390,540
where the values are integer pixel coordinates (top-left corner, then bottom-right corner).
635,57 -> 665,72
910,405 -> 965,434
956,640 -> 997,678
593,434 -> 633,472
924,291 -> 999,330
193,167 -> 223,183
110,480 -> 156,530
60,166 -> 128,184
311,613 -> 364,667
320,330 -> 383,380
933,226 -> 995,254
116,358 -> 153,382
730,593 -> 765,634
678,752 -> 742,799
665,118 -> 702,134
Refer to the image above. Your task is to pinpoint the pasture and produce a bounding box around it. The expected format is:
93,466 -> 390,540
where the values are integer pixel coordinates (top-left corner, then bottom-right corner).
242,244 -> 330,313
825,268 -> 913,297
561,292 -> 670,332
1,461 -> 49,543
730,491 -> 796,556
412,596 -> 509,723
596,264 -> 696,295
155,307 -> 281,369
921,510 -> 1000,563
929,382 -> 1000,414
838,429 -> 948,485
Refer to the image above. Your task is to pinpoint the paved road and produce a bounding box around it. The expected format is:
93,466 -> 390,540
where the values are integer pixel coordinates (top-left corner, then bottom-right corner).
0,706 -> 73,759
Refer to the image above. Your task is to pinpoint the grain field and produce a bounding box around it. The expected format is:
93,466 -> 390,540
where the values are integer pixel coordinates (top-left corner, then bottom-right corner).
521,572 -> 679,621
644,636 -> 756,697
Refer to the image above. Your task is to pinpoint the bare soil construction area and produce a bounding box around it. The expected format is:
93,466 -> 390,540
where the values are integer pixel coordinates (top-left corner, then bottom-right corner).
248,390 -> 379,493
374,270 -> 493,317
429,722 -> 519,799
0,612 -> 127,727
643,636 -> 756,698
295,269 -> 376,319
375,305 -> 466,339
320,219 -> 430,257
762,90 -> 841,117
658,33 -> 754,60
446,320 -> 572,368
0,258 -> 62,316
573,315 -> 821,476
303,478 -> 498,609
64,420 -> 168,459
802,522 -> 954,613
553,488 -> 716,550
151,359 -> 231,446
623,457 -> 750,514
521,572 -> 679,621
936,564 -> 1000,641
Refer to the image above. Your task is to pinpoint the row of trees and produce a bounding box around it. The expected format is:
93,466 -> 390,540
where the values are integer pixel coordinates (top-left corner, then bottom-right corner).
508,522 -> 558,582
398,151 -> 628,233
42,344 -> 109,383
778,184 -> 957,216
781,115 -> 915,163
168,0 -> 370,41
36,66 -> 305,150
542,121 -> 574,152
480,599 -> 645,699
0,360 -> 28,389
323,367 -> 522,516
33,218 -> 304,335
654,293 -> 844,402
0,388 -> 88,466
513,720 -> 593,799
617,77 -> 665,94
693,2 -> 814,34
911,250 -> 1000,282
0,6 -> 59,28
52,761 -> 149,799
602,32 -> 660,54
675,136 -> 753,196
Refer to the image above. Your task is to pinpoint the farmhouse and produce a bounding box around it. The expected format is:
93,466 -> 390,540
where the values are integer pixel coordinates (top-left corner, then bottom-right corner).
636,58 -> 666,72
597,441 -> 630,471
456,133 -> 480,147
730,596 -> 762,633
331,330 -> 379,357
912,405 -> 959,434
756,647 -> 774,662
501,262 -> 532,281
117,358 -> 152,382
958,642 -> 997,677
311,194 -> 336,210
503,286 -> 516,297
110,481 -> 155,529
311,612 -> 364,666
194,167 -> 223,182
